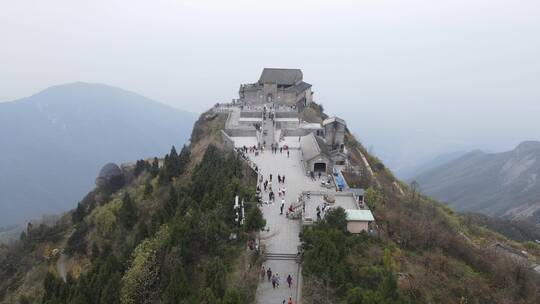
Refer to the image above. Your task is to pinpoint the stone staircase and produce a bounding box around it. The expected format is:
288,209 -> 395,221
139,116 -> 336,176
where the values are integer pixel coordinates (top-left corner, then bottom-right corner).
265,252 -> 300,262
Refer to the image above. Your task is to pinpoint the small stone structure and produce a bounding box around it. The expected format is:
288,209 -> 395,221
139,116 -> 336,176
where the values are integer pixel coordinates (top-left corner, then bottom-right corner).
323,116 -> 347,151
345,209 -> 375,233
300,133 -> 331,173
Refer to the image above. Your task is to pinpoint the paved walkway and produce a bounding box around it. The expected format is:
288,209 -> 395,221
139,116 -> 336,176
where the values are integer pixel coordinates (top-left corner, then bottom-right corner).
246,122 -> 321,304
228,106 -> 327,303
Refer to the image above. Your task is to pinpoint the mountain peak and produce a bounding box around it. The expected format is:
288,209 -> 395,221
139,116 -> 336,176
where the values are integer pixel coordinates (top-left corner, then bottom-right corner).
514,141 -> 540,155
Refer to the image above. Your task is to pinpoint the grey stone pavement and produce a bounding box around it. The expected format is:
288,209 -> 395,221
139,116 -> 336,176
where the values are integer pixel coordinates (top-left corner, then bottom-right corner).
245,116 -> 321,304
229,107 -> 348,303
253,149 -> 319,304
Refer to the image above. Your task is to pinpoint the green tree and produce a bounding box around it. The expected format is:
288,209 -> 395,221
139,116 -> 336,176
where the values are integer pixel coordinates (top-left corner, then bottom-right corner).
162,263 -> 189,303
134,159 -> 150,177
244,206 -> 265,232
90,242 -> 100,261
325,207 -> 348,232
364,187 -> 384,210
118,193 -> 137,229
222,288 -> 244,304
203,257 -> 227,298
165,186 -> 178,216
66,222 -> 89,255
143,180 -> 153,198
99,272 -> 120,303
72,202 -> 86,223
150,157 -> 160,178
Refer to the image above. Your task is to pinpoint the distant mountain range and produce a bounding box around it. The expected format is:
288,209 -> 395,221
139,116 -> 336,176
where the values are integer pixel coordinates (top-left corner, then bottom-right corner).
0,82 -> 197,226
413,141 -> 540,222
398,150 -> 469,179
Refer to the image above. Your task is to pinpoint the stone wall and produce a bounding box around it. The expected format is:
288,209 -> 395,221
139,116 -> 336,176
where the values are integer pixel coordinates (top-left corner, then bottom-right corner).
243,90 -> 260,104
275,120 -> 300,130
220,130 -> 235,150
277,91 -> 297,104
225,128 -> 257,137
242,85 -> 308,105
282,129 -> 311,137
275,111 -> 298,118
240,111 -> 263,118
325,122 -> 346,148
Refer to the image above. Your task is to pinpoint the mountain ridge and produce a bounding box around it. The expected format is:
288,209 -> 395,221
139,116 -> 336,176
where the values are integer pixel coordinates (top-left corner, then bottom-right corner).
0,101 -> 539,304
414,140 -> 540,220
0,83 -> 197,226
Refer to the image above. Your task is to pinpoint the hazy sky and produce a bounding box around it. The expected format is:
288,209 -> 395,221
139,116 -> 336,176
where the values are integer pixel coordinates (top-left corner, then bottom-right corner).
2,0 -> 539,175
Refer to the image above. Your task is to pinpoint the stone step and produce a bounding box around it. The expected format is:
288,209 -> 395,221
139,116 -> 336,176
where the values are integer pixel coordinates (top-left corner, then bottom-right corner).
265,252 -> 299,261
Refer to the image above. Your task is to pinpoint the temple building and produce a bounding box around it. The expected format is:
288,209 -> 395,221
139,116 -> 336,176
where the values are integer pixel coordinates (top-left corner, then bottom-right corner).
300,133 -> 331,173
239,68 -> 313,106
299,116 -> 348,173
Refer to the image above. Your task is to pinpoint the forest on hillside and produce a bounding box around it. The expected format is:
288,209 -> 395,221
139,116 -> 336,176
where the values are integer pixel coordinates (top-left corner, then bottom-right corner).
1,106 -> 540,304
0,144 -> 264,304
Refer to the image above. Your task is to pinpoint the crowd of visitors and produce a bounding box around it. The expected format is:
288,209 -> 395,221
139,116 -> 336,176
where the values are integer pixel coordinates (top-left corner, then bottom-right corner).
260,265 -> 295,304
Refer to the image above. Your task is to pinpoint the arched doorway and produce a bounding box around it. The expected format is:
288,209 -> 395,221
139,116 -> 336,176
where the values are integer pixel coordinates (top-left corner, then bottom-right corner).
314,162 -> 326,172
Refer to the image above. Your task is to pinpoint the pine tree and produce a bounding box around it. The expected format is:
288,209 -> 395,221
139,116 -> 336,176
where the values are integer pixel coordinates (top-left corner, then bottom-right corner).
165,186 -> 178,216
143,180 -> 153,198
178,145 -> 191,174
134,159 -> 150,177
150,157 -> 159,178
222,288 -> 244,304
167,146 -> 179,180
90,243 -> 100,262
72,202 -> 86,223
118,193 -> 137,229
324,207 -> 347,232
203,258 -> 227,297
244,206 -> 266,232
162,263 -> 189,303
99,272 -> 120,303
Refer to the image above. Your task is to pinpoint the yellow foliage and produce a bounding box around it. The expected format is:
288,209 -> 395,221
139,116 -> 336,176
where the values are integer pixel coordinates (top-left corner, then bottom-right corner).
120,224 -> 170,304
86,198 -> 122,237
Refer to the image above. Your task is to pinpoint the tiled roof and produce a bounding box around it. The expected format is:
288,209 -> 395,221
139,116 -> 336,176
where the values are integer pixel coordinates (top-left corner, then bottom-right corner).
345,209 -> 374,222
259,68 -> 303,85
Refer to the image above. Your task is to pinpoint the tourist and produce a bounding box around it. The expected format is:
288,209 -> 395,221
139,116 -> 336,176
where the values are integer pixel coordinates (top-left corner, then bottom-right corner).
267,268 -> 272,282
261,266 -> 265,280
271,274 -> 277,288
275,273 -> 280,287
282,187 -> 286,196
287,274 -> 293,288
287,150 -> 290,158
288,296 -> 293,304
282,175 -> 285,183
318,171 -> 322,179
280,147 -> 283,154
278,174 -> 281,183
280,199 -> 285,215
269,174 -> 272,182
